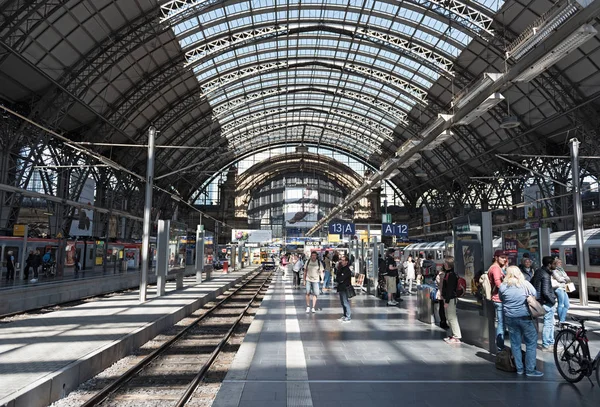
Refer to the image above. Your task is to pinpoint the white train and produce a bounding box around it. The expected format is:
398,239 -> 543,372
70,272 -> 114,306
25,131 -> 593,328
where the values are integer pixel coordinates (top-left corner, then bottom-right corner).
403,229 -> 600,296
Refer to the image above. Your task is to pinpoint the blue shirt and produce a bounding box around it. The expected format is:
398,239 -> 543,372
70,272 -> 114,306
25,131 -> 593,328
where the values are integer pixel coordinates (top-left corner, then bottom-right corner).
498,281 -> 536,318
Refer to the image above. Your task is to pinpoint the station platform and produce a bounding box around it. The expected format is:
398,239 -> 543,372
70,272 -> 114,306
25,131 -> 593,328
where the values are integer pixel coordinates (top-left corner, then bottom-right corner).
213,271 -> 600,407
0,266 -> 257,407
0,264 -> 209,316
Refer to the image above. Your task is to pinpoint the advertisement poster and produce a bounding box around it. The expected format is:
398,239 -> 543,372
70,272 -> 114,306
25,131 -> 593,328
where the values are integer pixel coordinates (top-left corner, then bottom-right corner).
453,219 -> 483,292
69,178 -> 95,237
284,188 -> 318,228
231,229 -> 273,243
502,229 -> 541,270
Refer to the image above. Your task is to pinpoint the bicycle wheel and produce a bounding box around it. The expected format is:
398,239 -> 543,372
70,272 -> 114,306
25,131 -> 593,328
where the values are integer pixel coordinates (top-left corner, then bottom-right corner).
554,329 -> 586,383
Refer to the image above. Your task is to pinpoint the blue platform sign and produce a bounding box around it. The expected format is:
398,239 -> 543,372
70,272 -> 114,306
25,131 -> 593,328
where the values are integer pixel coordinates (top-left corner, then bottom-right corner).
382,223 -> 409,237
328,221 -> 355,235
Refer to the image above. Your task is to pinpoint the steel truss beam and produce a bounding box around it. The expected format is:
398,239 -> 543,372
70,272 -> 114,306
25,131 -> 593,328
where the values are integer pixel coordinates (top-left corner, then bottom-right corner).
159,0 -> 494,36
183,24 -> 455,77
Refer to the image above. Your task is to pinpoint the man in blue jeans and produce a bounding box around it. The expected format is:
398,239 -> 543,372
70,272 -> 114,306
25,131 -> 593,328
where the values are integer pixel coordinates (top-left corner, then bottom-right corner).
488,250 -> 508,351
531,256 -> 558,351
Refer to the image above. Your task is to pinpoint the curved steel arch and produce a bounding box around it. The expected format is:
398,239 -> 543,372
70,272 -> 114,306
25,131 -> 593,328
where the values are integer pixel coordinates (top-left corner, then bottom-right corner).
160,0 -> 493,38
197,59 -> 429,105
215,85 -> 408,125
222,105 -> 394,142
183,24 -> 455,77
188,142 -> 404,204
237,152 -> 363,195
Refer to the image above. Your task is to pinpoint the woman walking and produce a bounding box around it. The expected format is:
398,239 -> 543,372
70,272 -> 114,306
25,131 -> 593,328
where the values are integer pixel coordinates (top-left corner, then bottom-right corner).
499,266 -> 543,377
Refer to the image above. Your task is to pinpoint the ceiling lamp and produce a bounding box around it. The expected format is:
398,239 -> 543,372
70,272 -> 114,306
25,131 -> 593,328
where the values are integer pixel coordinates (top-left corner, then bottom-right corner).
455,93 -> 505,125
514,25 -> 597,83
452,73 -> 504,110
422,130 -> 454,150
500,116 -> 521,129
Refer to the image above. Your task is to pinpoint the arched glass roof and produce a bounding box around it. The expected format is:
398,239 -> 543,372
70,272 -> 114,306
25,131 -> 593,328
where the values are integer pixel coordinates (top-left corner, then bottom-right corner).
160,0 -> 503,169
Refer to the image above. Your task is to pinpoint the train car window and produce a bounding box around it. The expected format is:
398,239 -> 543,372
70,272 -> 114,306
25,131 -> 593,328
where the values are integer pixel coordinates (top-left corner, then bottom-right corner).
436,250 -> 442,260
564,248 -> 577,266
589,247 -> 600,266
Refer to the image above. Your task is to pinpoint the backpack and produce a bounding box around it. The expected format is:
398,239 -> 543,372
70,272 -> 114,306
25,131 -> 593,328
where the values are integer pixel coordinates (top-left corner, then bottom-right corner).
456,276 -> 467,297
429,286 -> 438,301
479,271 -> 492,300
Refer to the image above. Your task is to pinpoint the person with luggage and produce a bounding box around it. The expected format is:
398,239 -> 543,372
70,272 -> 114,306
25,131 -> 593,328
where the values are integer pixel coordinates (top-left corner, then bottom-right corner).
499,266 -> 543,377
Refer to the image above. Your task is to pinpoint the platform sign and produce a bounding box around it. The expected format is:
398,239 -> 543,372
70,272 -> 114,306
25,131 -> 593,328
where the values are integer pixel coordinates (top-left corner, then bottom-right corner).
381,223 -> 408,237
328,221 -> 355,235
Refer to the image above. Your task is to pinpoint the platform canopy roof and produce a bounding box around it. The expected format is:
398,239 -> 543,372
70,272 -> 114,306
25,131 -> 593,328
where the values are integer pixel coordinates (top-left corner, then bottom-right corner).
0,0 -> 599,203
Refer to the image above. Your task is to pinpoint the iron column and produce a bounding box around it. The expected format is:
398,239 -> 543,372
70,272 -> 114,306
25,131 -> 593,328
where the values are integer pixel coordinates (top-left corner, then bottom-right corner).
140,126 -> 156,302
570,138 -> 588,306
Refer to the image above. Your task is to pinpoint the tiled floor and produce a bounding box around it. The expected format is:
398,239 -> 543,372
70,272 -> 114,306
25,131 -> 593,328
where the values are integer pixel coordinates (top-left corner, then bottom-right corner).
214,271 -> 600,407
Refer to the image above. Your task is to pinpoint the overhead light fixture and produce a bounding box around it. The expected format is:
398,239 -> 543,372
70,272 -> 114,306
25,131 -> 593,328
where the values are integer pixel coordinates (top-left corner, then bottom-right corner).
415,168 -> 427,178
513,25 -> 598,83
395,139 -> 420,157
399,153 -> 421,169
455,93 -> 505,125
453,73 -> 504,110
506,2 -> 580,60
422,130 -> 455,150
500,116 -> 521,129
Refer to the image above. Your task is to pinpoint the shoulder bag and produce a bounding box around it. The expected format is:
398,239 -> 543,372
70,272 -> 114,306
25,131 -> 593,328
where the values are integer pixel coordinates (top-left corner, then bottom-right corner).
346,284 -> 357,299
525,284 -> 545,318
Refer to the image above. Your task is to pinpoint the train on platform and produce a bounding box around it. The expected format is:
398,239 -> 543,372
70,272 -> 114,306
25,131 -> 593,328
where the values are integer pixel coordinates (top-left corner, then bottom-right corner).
402,229 -> 600,297
0,236 -> 143,272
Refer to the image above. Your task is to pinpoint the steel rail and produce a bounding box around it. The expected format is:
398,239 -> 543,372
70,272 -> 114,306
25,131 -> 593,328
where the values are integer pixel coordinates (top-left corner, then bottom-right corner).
80,268 -> 268,407
175,269 -> 273,407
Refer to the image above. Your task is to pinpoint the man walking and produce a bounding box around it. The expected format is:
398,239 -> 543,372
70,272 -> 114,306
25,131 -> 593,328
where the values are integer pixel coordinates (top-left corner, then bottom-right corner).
385,248 -> 399,306
304,252 -> 323,312
489,250 -> 508,351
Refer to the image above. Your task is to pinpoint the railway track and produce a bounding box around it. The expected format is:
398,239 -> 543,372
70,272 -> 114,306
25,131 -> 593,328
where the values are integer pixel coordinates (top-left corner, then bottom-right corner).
78,269 -> 272,407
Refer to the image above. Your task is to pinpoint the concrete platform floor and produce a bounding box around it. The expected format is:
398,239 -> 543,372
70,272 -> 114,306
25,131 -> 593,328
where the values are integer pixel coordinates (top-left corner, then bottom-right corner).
213,271 -> 600,407
0,267 -> 256,407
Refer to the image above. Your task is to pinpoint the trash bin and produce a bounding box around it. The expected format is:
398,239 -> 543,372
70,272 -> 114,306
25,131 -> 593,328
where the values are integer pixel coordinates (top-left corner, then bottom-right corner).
222,260 -> 228,273
417,285 -> 434,324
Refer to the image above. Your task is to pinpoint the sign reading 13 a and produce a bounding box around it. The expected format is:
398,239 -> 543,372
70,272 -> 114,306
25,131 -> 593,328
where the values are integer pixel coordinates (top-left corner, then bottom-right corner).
328,222 -> 355,235
381,223 -> 408,237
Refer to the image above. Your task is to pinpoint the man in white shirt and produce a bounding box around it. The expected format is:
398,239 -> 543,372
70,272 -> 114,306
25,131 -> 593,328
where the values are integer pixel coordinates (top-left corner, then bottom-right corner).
304,251 -> 323,313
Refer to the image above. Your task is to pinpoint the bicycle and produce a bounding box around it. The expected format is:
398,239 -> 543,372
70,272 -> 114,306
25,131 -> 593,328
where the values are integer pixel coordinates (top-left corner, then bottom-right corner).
554,316 -> 600,386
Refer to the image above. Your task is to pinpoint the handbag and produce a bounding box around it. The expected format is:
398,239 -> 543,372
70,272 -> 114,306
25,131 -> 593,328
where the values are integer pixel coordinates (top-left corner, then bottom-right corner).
346,285 -> 357,299
566,282 -> 576,293
526,295 -> 545,318
524,284 -> 545,318
495,348 -> 517,372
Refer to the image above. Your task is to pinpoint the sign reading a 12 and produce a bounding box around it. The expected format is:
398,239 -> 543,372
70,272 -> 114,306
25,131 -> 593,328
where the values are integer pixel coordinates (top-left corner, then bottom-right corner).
328,222 -> 355,235
382,223 -> 408,237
